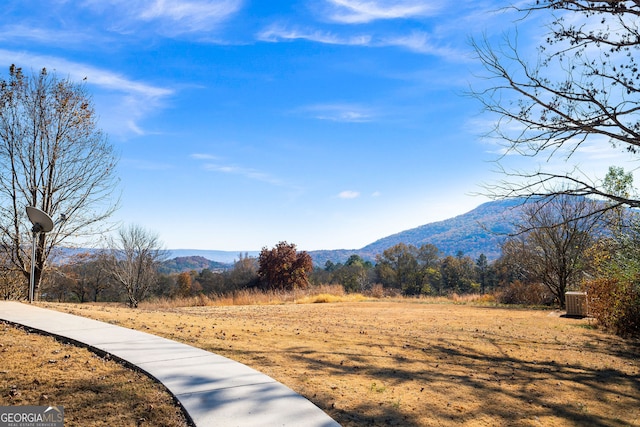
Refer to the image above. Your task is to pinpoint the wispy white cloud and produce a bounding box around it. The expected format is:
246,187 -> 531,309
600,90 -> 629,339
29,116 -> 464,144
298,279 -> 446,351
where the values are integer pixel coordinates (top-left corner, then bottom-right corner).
574,139 -> 628,161
322,0 -> 443,24
380,31 -> 459,57
0,49 -> 172,98
140,0 -> 242,31
125,120 -> 146,136
0,49 -> 174,137
258,25 -> 460,58
81,0 -> 243,35
0,25 -> 95,47
338,190 -> 360,199
258,25 -> 371,46
298,103 -> 376,123
190,153 -> 220,160
195,156 -> 287,187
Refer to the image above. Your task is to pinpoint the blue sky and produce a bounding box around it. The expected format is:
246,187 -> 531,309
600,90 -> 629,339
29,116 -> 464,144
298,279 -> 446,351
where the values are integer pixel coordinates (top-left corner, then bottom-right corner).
3,1 -> 634,251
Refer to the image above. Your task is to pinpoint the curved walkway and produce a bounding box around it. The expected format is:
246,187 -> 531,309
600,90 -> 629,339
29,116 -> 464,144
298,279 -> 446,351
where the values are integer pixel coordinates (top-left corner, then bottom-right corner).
0,301 -> 340,427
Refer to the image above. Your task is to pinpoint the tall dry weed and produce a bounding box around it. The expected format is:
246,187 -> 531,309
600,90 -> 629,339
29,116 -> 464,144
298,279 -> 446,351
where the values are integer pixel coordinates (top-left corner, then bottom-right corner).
140,285 -> 502,309
141,284 -> 348,309
140,294 -> 215,309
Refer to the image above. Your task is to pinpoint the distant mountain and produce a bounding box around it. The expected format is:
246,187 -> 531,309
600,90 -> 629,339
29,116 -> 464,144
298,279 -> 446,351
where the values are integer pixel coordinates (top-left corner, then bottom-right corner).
362,199 -> 523,258
308,199 -> 526,266
167,249 -> 259,264
164,200 -> 527,267
52,248 -> 253,270
158,256 -> 229,274
54,198 -> 611,270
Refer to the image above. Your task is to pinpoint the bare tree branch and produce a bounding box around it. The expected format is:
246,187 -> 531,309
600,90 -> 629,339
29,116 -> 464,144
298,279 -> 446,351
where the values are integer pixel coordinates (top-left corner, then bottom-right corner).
470,1 -> 640,209
0,66 -> 120,299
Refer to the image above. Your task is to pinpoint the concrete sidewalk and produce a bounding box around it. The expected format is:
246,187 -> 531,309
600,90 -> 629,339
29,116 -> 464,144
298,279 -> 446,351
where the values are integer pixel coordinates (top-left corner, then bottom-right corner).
0,301 -> 340,427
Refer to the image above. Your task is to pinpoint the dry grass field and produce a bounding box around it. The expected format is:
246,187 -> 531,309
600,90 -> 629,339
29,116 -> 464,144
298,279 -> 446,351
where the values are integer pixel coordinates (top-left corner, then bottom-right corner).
35,299 -> 640,427
0,322 -> 189,427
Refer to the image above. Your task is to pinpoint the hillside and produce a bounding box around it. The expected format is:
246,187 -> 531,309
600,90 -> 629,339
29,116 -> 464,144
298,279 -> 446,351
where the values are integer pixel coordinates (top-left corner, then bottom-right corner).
158,256 -> 229,274
52,251 -> 232,274
309,199 -> 525,265
362,199 -> 522,257
167,250 -> 259,264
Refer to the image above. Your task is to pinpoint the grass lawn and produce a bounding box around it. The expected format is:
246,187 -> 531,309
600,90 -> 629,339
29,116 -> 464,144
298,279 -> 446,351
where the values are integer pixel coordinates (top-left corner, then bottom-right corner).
33,299 -> 640,427
0,321 -> 189,427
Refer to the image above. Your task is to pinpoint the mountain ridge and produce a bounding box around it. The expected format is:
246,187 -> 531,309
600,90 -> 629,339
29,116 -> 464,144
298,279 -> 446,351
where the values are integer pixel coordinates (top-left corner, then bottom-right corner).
55,199 -> 525,269
166,199 -> 526,266
308,198 -> 523,265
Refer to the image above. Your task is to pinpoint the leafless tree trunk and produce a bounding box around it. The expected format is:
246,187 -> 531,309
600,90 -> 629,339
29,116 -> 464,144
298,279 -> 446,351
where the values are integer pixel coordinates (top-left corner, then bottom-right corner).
503,196 -> 602,307
107,224 -> 167,308
0,66 -> 119,300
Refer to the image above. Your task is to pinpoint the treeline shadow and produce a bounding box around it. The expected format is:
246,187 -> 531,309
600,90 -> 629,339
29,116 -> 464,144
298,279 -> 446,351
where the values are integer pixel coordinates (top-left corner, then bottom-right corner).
234,333 -> 640,426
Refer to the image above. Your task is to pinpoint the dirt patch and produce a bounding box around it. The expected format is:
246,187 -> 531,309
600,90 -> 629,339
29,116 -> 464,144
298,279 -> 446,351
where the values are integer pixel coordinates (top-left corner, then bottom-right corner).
42,301 -> 640,426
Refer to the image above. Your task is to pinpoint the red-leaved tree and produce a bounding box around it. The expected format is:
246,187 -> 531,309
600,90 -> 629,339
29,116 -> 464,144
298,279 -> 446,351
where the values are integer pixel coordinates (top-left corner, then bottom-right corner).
257,241 -> 313,291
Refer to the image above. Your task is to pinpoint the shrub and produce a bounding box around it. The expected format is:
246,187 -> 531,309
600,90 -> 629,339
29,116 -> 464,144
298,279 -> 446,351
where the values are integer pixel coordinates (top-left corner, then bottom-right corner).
497,281 -> 555,306
302,294 -> 341,303
583,277 -> 640,337
366,284 -> 385,299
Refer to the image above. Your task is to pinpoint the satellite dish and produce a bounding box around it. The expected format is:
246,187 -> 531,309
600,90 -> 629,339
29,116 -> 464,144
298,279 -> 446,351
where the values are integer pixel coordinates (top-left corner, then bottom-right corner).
26,206 -> 54,233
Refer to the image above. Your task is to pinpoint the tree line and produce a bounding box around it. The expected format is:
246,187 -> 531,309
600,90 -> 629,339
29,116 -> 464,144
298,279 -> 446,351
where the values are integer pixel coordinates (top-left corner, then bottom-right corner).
17,239 -> 496,304
4,189 -> 634,335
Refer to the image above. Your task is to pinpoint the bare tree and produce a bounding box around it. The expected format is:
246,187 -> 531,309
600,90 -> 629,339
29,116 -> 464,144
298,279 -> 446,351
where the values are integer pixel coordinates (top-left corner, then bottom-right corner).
107,224 -> 167,308
502,196 -> 602,307
226,253 -> 259,289
0,65 -> 119,299
471,1 -> 640,209
47,252 -> 114,302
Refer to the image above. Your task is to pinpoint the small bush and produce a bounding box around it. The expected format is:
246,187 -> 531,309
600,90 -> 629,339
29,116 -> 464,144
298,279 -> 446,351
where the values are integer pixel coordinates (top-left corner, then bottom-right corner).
300,293 -> 342,304
451,293 -> 497,304
583,277 -> 640,337
497,281 -> 555,306
476,294 -> 497,304
366,284 -> 385,298
314,284 -> 346,297
363,284 -> 402,298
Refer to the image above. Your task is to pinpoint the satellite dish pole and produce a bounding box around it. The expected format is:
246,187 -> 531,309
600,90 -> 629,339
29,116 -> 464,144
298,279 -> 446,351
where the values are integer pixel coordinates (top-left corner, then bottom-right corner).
26,207 -> 54,303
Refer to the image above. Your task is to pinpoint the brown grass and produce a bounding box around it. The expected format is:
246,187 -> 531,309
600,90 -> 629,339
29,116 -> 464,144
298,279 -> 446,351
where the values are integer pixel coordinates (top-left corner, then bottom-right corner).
0,322 -> 189,427
38,298 -> 640,427
139,284 -> 352,309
